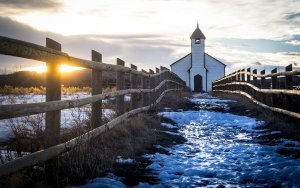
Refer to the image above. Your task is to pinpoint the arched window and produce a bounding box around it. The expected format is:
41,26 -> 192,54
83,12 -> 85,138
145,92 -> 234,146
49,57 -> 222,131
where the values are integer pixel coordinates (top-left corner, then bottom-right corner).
195,38 -> 201,44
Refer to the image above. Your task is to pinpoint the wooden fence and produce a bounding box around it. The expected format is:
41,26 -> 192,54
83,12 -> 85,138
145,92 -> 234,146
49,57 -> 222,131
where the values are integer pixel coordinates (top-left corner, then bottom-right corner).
212,64 -> 300,119
0,36 -> 186,177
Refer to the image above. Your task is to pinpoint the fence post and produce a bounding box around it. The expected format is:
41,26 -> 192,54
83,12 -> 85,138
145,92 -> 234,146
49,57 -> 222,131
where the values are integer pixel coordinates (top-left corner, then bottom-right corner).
241,69 -> 245,82
271,68 -> 277,107
130,64 -> 138,110
116,58 -> 125,116
44,38 -> 61,148
253,69 -> 257,86
156,67 -> 160,73
285,64 -> 293,110
241,69 -> 245,92
247,68 -> 251,83
90,50 -> 102,129
260,70 -> 266,104
142,74 -> 147,107
246,68 -> 251,94
260,70 -> 265,89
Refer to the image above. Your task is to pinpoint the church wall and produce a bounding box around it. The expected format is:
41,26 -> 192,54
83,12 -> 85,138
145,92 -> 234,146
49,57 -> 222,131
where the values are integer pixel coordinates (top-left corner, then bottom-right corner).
205,54 -> 225,91
170,54 -> 191,87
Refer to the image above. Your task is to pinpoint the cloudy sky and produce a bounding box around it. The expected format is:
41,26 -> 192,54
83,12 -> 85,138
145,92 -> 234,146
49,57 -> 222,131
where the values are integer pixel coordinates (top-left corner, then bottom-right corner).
0,0 -> 299,74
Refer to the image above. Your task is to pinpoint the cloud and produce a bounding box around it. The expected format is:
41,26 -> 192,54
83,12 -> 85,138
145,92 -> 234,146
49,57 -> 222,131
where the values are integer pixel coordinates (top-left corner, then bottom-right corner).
285,40 -> 300,46
285,12 -> 300,20
206,41 -> 300,74
0,0 -> 61,10
0,17 -> 177,73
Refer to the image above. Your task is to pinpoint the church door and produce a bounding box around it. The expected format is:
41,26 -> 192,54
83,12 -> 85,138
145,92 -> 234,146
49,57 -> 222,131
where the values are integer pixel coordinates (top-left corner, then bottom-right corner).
194,74 -> 202,92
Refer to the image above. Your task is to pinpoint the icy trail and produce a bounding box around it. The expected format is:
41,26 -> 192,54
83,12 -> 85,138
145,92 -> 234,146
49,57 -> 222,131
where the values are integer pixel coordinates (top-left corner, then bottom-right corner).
83,93 -> 300,187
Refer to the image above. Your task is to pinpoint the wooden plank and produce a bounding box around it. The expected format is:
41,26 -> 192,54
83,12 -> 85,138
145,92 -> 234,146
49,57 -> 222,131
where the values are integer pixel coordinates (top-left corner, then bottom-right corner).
116,58 -> 125,116
212,82 -> 300,95
91,50 -> 102,128
214,90 -> 300,119
44,38 -> 61,148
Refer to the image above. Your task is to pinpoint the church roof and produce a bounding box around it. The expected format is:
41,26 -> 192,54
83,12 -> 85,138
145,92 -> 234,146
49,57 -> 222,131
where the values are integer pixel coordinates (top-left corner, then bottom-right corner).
190,23 -> 206,40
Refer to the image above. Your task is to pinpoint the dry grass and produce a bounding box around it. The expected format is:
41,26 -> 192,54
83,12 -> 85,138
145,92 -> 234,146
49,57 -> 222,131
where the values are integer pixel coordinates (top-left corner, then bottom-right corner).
0,86 -> 117,95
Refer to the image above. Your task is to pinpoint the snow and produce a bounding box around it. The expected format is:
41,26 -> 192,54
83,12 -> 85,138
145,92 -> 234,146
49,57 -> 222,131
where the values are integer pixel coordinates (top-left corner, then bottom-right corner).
116,156 -> 134,164
160,131 -> 181,136
143,94 -> 300,187
78,93 -> 300,187
78,177 -> 127,188
0,149 -> 30,164
77,173 -> 126,188
160,123 -> 177,129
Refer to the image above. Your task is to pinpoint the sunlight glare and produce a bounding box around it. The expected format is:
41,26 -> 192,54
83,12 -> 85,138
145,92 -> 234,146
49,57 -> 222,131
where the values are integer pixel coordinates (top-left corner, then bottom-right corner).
21,65 -> 85,73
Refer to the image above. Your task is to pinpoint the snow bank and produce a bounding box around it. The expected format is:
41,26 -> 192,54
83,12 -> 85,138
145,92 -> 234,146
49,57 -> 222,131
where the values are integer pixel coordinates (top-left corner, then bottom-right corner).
160,123 -> 177,129
116,156 -> 134,164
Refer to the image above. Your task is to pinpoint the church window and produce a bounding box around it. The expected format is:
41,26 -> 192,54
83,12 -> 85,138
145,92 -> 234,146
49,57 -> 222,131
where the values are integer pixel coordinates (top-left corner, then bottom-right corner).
195,39 -> 201,44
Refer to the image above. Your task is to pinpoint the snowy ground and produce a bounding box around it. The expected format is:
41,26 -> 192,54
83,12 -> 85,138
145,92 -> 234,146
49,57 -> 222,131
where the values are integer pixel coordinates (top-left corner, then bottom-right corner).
80,93 -> 300,187
0,93 -> 133,142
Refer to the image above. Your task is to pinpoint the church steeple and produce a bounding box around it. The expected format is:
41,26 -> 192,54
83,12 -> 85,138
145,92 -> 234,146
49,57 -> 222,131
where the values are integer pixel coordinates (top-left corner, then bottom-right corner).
190,22 -> 206,40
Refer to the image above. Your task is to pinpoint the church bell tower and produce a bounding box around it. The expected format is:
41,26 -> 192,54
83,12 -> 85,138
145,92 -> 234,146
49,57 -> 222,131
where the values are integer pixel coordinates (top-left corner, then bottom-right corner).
190,22 -> 207,92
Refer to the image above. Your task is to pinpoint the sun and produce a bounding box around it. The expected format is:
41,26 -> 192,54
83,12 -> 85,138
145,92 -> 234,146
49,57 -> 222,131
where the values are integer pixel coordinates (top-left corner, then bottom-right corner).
21,65 -> 85,73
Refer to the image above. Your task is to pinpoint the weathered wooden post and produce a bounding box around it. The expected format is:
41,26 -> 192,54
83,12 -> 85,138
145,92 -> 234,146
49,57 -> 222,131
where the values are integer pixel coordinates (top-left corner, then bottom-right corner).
142,72 -> 148,107
260,70 -> 265,89
247,68 -> 251,83
241,69 -> 245,92
246,68 -> 251,94
252,69 -> 257,99
156,67 -> 160,73
237,70 -> 241,91
44,38 -> 61,148
285,64 -> 293,110
116,58 -> 125,116
241,69 -> 245,82
253,69 -> 257,86
271,68 -> 278,107
260,70 -> 266,104
130,64 -> 138,110
91,50 -> 102,128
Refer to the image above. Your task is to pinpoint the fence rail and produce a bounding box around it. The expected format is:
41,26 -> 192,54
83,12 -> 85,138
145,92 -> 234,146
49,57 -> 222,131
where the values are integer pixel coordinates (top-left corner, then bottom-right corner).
0,36 -> 186,177
212,64 -> 300,119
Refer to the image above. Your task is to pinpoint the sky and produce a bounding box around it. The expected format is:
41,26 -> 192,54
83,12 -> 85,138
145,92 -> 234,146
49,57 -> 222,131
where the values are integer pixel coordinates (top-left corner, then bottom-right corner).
0,0 -> 299,74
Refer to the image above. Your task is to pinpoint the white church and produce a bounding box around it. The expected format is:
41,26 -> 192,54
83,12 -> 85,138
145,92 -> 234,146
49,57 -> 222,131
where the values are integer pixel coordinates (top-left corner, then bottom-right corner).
170,24 -> 226,92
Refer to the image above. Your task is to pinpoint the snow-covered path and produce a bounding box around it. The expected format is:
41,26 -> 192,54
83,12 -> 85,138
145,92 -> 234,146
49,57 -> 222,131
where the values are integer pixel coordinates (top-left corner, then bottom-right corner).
81,93 -> 300,187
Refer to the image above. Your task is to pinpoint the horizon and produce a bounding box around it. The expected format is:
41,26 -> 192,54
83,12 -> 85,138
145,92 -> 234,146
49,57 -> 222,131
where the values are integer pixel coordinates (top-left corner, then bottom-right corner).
0,0 -> 300,75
